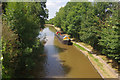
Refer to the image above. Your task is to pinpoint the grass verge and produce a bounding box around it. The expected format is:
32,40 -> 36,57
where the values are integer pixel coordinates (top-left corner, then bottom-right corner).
73,43 -> 87,51
73,42 -> 108,75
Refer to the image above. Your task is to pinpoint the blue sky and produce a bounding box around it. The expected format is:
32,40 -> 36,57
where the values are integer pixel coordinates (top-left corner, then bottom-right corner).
46,0 -> 70,20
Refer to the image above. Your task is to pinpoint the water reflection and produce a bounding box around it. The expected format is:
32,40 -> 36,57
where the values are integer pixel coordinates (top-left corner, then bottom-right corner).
43,27 -> 65,77
34,26 -> 101,78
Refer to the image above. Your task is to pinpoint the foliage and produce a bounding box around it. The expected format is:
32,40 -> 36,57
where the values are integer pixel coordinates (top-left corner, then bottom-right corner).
2,2 -> 48,78
50,2 -> 120,63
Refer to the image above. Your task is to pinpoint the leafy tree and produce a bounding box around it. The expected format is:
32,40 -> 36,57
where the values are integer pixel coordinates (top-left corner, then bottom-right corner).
51,2 -> 120,63
2,2 -> 48,78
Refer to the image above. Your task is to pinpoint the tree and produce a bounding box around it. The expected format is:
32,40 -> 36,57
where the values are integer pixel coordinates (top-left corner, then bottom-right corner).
2,2 -> 48,78
51,2 -> 120,63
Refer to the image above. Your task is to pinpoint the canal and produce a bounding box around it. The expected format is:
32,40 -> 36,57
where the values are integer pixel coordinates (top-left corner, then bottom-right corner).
34,25 -> 101,78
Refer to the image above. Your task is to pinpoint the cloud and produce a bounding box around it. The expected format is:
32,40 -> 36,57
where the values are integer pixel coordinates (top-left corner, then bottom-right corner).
46,0 -> 69,20
46,2 -> 57,7
56,4 -> 65,12
88,0 -> 94,2
47,0 -> 70,2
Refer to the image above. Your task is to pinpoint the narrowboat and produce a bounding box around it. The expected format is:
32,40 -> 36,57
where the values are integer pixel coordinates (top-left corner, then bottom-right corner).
55,31 -> 73,45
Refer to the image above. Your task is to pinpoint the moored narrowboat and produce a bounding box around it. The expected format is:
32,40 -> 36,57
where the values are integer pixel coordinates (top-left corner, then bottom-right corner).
55,31 -> 73,45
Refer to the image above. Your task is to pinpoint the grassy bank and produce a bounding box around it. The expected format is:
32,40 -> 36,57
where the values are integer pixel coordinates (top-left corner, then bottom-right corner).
73,43 -> 87,51
73,43 -> 103,69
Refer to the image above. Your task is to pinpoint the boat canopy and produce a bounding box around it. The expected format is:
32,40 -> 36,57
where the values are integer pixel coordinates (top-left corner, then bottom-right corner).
63,35 -> 70,40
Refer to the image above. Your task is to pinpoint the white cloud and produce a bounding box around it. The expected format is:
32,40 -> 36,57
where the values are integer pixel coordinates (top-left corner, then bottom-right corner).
56,1 -> 62,3
56,5 -> 65,12
46,2 -> 56,7
47,0 -> 70,2
46,0 -> 69,20
88,0 -> 94,2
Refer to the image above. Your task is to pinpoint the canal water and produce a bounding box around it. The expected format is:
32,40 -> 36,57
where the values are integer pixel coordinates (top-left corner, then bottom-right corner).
35,25 -> 101,78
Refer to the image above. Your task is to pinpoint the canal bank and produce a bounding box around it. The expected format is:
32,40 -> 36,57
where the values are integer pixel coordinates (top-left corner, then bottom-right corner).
46,24 -> 119,79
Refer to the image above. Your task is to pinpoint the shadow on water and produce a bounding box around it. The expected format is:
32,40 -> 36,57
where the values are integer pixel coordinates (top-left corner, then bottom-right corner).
31,56 -> 46,78
61,64 -> 71,75
43,44 -> 65,77
31,26 -> 70,78
45,45 -> 67,54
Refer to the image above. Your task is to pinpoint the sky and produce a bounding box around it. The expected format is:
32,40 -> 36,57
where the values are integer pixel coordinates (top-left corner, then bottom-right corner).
46,0 -> 119,20
46,0 -> 96,20
46,0 -> 70,20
